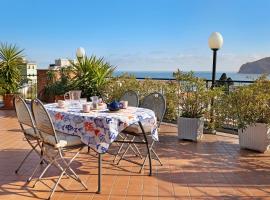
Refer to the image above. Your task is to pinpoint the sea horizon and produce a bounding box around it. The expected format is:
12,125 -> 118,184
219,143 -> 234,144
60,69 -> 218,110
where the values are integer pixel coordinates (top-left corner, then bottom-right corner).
113,70 -> 265,81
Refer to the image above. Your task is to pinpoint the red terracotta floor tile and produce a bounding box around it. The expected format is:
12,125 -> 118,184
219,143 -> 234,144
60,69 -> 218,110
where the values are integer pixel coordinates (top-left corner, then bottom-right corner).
2,110 -> 270,199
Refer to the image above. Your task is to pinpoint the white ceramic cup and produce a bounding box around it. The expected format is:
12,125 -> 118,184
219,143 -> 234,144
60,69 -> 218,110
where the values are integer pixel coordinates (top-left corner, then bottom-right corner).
82,103 -> 91,113
58,100 -> 65,108
80,98 -> 87,104
120,101 -> 128,109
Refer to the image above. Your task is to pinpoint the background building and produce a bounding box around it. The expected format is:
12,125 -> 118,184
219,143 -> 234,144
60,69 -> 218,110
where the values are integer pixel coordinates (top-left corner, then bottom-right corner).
19,60 -> 38,99
49,58 -> 74,70
21,61 -> 37,81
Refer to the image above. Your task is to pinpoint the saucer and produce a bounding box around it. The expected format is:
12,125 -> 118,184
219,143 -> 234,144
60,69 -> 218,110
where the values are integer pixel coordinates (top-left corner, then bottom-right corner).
80,110 -> 91,113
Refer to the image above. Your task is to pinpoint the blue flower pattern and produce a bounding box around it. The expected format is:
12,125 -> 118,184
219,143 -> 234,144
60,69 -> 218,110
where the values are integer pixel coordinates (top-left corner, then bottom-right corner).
45,103 -> 158,153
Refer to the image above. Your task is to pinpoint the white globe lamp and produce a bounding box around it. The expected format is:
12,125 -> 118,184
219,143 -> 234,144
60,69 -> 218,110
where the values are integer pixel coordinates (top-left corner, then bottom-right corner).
76,47 -> 85,58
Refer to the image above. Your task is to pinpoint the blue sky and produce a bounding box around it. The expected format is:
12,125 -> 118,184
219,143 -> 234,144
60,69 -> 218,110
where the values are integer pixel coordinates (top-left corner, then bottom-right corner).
1,0 -> 270,72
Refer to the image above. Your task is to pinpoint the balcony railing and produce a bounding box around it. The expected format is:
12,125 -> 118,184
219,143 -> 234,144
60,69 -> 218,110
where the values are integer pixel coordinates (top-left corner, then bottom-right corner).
135,77 -> 255,133
0,74 -> 255,134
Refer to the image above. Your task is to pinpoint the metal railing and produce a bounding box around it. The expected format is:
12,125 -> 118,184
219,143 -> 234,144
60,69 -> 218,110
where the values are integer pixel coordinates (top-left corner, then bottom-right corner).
0,75 -> 37,103
135,77 -> 255,133
18,74 -> 38,100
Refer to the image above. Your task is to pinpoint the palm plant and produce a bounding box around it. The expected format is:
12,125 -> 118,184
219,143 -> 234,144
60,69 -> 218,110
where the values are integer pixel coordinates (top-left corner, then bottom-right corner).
0,43 -> 24,94
69,55 -> 115,99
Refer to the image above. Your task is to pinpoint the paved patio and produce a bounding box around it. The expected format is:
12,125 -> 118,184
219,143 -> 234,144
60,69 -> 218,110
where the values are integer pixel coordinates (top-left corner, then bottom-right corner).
1,110 -> 270,200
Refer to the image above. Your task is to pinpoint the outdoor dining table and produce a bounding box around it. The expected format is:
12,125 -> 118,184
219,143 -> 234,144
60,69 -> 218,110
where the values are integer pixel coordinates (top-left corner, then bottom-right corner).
44,103 -> 158,193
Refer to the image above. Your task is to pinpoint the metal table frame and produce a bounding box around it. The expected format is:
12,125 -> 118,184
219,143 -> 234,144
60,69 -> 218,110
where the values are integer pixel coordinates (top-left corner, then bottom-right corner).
96,121 -> 152,193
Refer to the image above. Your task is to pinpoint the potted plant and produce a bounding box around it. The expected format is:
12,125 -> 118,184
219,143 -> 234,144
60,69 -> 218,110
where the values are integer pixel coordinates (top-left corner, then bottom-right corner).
44,67 -> 72,102
174,70 -> 221,142
69,55 -> 115,100
0,43 -> 24,109
228,76 -> 270,152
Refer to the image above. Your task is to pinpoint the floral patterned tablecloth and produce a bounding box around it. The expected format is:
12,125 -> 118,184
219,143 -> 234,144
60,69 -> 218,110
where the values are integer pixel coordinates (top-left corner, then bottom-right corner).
45,103 -> 158,153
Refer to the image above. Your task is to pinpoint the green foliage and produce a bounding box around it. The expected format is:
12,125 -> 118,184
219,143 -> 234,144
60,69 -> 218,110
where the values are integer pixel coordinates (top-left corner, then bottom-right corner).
102,74 -> 140,102
0,43 -> 24,94
44,67 -> 72,97
226,75 -> 270,129
173,69 -> 223,119
69,55 -> 115,99
102,74 -> 180,121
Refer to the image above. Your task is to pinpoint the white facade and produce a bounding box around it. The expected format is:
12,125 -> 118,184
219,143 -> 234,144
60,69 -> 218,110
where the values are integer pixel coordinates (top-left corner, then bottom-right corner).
25,62 -> 37,80
20,61 -> 37,81
49,58 -> 74,70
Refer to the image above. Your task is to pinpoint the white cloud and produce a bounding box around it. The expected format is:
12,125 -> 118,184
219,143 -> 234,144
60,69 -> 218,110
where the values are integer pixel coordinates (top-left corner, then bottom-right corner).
106,51 -> 270,72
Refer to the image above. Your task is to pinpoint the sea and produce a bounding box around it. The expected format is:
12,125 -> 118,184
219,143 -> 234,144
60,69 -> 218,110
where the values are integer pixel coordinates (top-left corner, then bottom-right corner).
113,71 -> 265,81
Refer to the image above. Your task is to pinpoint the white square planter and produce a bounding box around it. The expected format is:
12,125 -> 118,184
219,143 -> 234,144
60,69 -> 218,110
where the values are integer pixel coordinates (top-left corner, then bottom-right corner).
238,123 -> 270,153
178,117 -> 204,142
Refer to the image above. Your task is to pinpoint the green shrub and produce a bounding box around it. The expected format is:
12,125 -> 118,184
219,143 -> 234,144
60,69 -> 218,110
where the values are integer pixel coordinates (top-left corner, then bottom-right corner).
173,70 -> 224,120
226,75 -> 270,129
44,67 -> 72,97
101,73 -> 181,122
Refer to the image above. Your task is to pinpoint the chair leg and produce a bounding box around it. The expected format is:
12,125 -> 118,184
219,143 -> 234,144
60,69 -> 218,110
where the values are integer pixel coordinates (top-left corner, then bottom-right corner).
113,135 -> 127,163
132,143 -> 143,159
114,134 -> 142,163
48,150 -> 87,199
139,140 -> 155,173
117,136 -> 136,165
151,148 -> 163,166
15,144 -> 38,174
61,149 -> 88,190
139,121 -> 152,176
48,167 -> 66,199
32,160 -> 53,187
27,156 -> 45,182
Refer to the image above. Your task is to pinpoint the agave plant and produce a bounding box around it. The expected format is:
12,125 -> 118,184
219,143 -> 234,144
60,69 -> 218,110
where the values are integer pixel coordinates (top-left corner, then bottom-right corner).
0,43 -> 24,94
69,55 -> 115,99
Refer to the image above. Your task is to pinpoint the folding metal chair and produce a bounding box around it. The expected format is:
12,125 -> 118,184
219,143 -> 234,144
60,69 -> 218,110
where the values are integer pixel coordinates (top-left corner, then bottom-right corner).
112,90 -> 143,162
13,96 -> 42,176
116,92 -> 166,172
87,90 -> 141,154
30,99 -> 87,199
120,90 -> 139,107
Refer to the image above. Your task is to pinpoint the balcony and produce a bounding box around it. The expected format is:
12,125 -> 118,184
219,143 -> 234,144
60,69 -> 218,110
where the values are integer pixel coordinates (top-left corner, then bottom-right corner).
1,110 -> 270,200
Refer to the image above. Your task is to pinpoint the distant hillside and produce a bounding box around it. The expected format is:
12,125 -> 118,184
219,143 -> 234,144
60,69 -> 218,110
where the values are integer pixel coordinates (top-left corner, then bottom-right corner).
239,57 -> 270,74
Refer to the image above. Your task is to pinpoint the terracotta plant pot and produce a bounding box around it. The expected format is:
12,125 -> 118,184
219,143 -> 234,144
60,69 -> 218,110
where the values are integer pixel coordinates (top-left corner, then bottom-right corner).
3,94 -> 15,109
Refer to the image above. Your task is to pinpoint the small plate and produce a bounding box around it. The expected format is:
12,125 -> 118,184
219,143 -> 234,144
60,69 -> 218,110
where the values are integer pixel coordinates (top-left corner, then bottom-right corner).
80,110 -> 91,113
108,108 -> 120,112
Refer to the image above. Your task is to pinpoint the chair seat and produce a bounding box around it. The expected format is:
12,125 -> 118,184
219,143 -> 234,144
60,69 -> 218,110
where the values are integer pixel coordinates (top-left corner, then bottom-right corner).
124,123 -> 152,134
24,128 -> 39,139
42,131 -> 83,148
25,128 -> 82,147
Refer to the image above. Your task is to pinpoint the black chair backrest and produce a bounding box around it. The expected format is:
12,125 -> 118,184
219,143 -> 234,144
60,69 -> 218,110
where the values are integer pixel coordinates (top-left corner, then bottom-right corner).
140,92 -> 166,127
120,90 -> 139,107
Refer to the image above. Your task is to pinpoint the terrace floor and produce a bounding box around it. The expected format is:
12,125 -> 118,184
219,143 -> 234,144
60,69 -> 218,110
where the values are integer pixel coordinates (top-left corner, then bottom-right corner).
1,110 -> 270,200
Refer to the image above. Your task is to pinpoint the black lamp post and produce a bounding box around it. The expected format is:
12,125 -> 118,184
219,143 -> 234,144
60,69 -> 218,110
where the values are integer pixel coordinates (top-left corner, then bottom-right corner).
208,32 -> 223,133
208,32 -> 223,88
